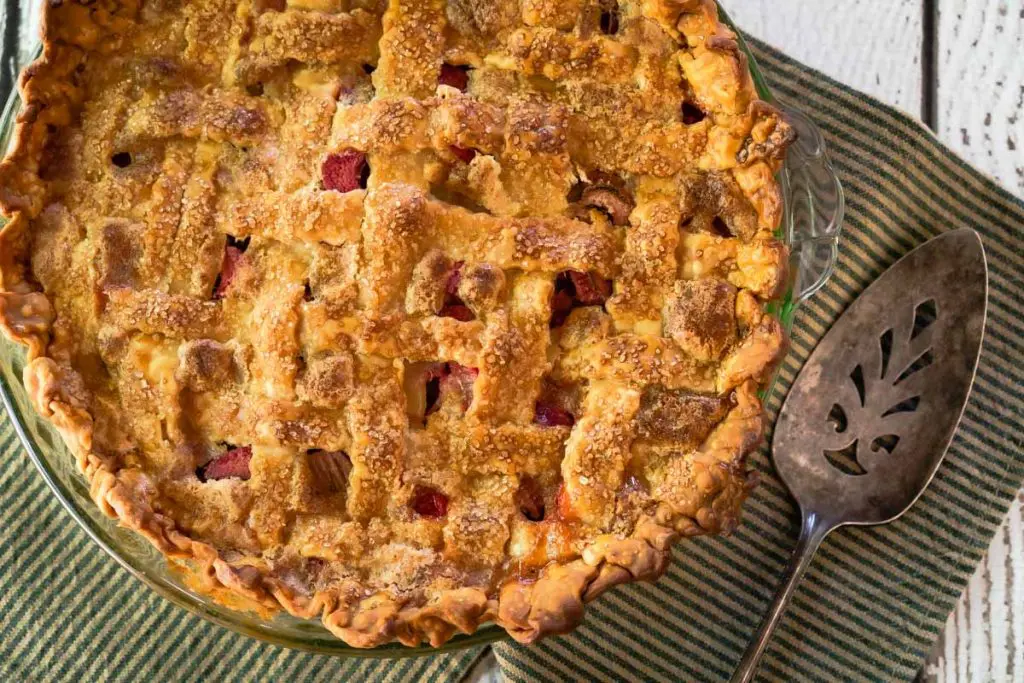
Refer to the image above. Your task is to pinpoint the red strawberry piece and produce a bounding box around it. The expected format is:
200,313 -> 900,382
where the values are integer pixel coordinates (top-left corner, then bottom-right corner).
438,64 -> 469,91
439,303 -> 474,321
202,446 -> 252,481
411,486 -> 449,518
214,245 -> 244,299
515,476 -> 546,521
322,149 -> 367,193
450,145 -> 476,163
534,402 -> 575,427
568,270 -> 611,305
307,450 -> 352,494
440,362 -> 478,411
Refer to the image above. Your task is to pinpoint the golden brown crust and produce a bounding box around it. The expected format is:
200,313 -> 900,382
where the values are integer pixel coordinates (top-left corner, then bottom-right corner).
0,0 -> 791,647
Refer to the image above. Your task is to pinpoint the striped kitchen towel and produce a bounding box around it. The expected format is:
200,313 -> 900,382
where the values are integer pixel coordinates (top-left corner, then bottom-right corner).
0,414 -> 481,675
0,36 -> 1021,683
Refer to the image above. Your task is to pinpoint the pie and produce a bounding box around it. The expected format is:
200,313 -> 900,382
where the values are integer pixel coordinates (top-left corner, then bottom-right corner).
0,0 -> 793,647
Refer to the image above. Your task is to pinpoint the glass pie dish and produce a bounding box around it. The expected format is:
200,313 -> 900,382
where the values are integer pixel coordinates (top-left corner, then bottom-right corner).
0,4 -> 843,657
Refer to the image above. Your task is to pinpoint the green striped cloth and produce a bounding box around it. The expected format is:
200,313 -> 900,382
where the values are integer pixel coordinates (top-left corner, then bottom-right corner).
1,39 -> 1022,683
0,442 -> 483,677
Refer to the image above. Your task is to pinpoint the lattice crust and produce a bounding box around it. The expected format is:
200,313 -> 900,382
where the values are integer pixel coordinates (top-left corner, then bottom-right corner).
0,0 -> 793,647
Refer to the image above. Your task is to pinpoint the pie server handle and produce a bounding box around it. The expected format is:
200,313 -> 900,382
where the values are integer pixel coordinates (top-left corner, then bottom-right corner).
730,512 -> 834,683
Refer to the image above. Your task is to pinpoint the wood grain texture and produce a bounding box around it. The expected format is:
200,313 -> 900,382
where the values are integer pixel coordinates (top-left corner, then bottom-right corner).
936,0 -> 1024,196
726,0 -> 925,115
925,3 -> 1024,680
924,496 -> 1024,683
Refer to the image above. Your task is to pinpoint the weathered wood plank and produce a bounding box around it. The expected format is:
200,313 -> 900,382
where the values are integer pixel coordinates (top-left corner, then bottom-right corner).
936,0 -> 1024,196
922,3 -> 1024,681
924,496 -> 1024,683
726,0 -> 925,115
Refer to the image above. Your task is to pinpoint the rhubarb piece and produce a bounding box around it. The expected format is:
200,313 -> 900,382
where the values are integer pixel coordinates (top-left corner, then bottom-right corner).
213,245 -> 244,299
411,486 -> 449,518
450,145 -> 476,163
322,149 -> 368,192
681,102 -> 706,124
440,261 -> 476,321
438,303 -> 474,321
438,63 -> 469,91
568,271 -> 611,305
554,481 -> 577,522
201,446 -> 252,481
550,288 -> 574,328
534,402 -> 575,427
580,186 -> 633,226
445,261 -> 464,297
440,362 -> 478,411
550,270 -> 611,326
307,450 -> 352,494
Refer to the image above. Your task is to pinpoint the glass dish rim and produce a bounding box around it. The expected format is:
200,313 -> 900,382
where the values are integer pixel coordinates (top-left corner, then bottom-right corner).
0,5 -> 843,658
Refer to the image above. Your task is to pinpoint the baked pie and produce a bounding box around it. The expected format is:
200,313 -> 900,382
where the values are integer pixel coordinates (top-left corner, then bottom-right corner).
0,0 -> 793,647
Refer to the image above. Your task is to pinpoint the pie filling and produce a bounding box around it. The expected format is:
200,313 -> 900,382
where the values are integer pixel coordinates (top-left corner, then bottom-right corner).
0,0 -> 792,648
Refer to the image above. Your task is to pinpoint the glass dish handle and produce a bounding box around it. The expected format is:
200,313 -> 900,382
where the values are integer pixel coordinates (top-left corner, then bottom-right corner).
778,101 -> 845,304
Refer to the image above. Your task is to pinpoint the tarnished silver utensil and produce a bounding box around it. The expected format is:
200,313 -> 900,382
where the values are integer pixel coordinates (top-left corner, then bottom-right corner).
732,229 -> 988,682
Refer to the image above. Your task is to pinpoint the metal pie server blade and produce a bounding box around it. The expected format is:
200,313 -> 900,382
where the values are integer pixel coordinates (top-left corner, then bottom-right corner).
732,228 -> 988,682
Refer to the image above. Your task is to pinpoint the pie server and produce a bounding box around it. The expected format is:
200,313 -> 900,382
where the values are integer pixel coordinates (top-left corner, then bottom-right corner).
732,229 -> 988,682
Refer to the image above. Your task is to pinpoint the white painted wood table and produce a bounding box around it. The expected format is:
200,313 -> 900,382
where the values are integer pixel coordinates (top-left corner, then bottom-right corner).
469,1 -> 1024,681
